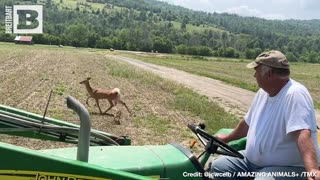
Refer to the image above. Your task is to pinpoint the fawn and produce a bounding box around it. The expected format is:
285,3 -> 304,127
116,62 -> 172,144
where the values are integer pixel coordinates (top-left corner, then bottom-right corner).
79,77 -> 131,115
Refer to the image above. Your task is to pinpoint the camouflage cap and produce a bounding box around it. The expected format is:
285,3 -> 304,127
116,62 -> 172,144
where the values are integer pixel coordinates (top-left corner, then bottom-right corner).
246,50 -> 289,69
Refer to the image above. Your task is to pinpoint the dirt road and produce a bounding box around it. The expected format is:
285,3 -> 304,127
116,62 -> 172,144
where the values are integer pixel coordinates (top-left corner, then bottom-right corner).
109,55 -> 320,124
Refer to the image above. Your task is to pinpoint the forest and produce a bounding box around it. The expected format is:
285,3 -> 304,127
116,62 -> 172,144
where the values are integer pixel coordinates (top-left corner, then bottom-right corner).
1,0 -> 320,63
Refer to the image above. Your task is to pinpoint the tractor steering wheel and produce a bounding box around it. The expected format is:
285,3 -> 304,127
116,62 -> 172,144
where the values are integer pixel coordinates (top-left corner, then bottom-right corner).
188,124 -> 244,159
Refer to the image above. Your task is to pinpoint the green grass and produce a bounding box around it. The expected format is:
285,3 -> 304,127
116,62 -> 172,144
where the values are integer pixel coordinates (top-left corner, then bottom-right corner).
53,0 -> 80,9
172,87 -> 237,132
134,114 -> 170,136
53,0 -> 124,12
122,53 -> 320,109
165,21 -> 224,33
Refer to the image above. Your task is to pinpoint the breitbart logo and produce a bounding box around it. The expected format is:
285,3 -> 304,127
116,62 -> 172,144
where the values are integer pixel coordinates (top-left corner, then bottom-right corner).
5,5 -> 43,34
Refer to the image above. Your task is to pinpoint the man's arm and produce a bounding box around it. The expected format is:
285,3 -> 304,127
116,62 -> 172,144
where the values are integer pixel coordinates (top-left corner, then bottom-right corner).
293,129 -> 320,180
217,119 -> 249,143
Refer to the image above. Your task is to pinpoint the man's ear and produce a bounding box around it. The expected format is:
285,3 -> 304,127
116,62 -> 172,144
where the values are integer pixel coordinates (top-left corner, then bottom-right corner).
267,69 -> 273,79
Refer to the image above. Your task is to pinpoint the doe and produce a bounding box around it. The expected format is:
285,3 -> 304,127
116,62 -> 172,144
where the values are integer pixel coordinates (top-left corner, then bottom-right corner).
79,77 -> 131,115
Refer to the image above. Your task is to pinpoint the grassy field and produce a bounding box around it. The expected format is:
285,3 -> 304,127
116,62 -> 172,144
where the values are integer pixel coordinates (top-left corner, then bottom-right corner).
170,21 -> 224,33
0,43 -> 237,150
119,52 -> 320,109
53,0 -> 113,12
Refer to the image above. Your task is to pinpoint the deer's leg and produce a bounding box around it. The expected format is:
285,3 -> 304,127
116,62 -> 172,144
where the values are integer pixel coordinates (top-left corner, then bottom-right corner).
95,99 -> 103,114
118,100 -> 131,114
103,100 -> 114,114
86,96 -> 91,106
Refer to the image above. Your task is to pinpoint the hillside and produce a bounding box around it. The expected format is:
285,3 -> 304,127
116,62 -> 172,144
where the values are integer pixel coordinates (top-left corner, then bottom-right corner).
1,0 -> 320,62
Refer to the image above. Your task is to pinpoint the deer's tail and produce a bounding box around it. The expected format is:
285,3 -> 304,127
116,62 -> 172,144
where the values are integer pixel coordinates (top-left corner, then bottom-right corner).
111,88 -> 121,95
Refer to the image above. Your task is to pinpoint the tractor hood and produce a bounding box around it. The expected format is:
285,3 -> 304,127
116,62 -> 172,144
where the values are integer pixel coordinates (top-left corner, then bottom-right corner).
40,143 -> 204,179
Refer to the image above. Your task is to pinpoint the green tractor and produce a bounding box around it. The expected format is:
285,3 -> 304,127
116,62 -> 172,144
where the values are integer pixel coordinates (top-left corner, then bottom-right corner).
0,96 -> 246,180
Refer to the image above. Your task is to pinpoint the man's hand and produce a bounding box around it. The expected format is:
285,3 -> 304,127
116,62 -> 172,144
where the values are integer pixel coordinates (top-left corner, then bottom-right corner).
293,129 -> 320,180
215,133 -> 230,143
215,119 -> 249,144
308,169 -> 320,180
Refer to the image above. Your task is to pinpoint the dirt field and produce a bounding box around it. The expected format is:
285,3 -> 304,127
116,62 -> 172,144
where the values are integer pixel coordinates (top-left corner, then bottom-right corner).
0,44 -> 205,149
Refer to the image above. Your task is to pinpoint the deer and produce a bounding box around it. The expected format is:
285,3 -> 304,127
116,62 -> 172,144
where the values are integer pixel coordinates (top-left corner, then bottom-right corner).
79,77 -> 131,115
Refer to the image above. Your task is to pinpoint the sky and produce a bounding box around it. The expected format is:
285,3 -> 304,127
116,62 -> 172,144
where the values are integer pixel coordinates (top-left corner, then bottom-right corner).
159,0 -> 320,20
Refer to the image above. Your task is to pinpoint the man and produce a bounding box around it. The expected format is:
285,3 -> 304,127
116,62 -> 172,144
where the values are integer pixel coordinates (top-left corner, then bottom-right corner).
210,50 -> 320,180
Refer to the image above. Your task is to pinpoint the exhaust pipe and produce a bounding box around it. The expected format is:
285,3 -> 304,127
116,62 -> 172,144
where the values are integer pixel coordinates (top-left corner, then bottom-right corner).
66,96 -> 90,162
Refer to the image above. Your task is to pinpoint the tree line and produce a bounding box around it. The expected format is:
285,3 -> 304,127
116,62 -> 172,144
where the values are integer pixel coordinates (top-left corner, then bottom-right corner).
1,0 -> 320,63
